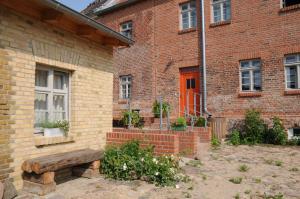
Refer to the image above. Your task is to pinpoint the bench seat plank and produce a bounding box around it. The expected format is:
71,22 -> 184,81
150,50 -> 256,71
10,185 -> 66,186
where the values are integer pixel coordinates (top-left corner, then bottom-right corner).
22,149 -> 103,174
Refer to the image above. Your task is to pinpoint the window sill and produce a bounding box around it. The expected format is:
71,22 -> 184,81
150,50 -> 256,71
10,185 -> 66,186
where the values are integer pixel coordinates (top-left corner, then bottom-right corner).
238,92 -> 262,98
118,99 -> 129,104
279,4 -> 300,13
34,135 -> 75,147
284,90 -> 300,96
178,28 -> 197,35
209,20 -> 231,28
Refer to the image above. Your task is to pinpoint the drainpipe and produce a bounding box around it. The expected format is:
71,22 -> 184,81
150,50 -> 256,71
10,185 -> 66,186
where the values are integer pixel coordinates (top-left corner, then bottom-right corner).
200,0 -> 212,118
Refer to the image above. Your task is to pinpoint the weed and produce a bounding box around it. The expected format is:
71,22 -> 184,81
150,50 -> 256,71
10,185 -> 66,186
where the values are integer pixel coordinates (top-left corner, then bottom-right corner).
183,192 -> 192,198
234,193 -> 240,199
275,160 -> 283,167
211,135 -> 221,148
238,164 -> 250,172
254,178 -> 261,183
244,190 -> 251,195
289,167 -> 299,172
186,160 -> 203,168
229,177 -> 243,184
263,193 -> 284,199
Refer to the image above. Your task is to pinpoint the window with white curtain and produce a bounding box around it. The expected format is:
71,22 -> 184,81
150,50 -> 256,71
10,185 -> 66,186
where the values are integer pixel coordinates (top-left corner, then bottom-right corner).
180,1 -> 197,30
285,54 -> 300,89
211,0 -> 231,23
34,65 -> 69,131
120,75 -> 131,99
240,60 -> 262,92
120,21 -> 133,39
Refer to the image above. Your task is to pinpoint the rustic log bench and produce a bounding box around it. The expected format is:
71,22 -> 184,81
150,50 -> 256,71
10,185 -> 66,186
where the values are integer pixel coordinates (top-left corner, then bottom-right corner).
21,149 -> 103,195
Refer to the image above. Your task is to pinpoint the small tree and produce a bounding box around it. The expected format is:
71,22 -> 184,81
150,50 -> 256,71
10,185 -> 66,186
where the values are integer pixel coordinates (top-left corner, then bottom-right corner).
265,117 -> 287,145
242,110 -> 266,144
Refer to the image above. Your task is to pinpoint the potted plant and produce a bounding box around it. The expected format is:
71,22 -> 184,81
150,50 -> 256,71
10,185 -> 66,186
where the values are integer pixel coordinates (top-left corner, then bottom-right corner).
41,120 -> 69,137
152,100 -> 170,118
171,117 -> 187,131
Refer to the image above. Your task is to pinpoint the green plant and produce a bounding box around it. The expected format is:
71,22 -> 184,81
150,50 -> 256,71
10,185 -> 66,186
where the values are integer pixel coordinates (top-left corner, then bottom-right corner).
287,136 -> 300,146
264,117 -> 287,145
289,167 -> 299,172
229,177 -> 242,184
263,193 -> 284,199
41,120 -> 69,132
211,135 -> 221,147
230,130 -> 241,145
122,110 -> 143,128
186,160 -> 203,168
152,100 -> 170,118
171,117 -> 187,131
234,193 -> 240,199
101,140 -> 180,186
242,110 -> 266,144
238,164 -> 250,172
244,190 -> 251,195
195,116 -> 206,127
253,178 -> 261,183
275,160 -> 283,167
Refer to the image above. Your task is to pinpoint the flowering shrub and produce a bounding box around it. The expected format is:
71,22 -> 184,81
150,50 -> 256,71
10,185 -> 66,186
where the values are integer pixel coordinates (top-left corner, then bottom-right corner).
101,141 -> 180,186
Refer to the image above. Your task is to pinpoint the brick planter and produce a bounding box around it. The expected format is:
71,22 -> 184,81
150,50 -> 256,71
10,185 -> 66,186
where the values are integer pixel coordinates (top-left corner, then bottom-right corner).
106,127 -> 211,156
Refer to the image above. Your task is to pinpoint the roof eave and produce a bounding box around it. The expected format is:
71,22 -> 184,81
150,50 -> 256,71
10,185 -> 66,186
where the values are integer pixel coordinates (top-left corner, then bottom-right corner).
94,0 -> 141,16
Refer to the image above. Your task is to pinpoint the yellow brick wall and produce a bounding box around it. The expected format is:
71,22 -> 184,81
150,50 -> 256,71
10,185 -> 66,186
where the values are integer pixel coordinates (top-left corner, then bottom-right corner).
0,6 -> 114,189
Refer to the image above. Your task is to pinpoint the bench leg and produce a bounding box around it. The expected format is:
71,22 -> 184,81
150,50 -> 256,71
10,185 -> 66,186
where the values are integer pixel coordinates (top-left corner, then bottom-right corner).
72,160 -> 100,179
22,172 -> 56,196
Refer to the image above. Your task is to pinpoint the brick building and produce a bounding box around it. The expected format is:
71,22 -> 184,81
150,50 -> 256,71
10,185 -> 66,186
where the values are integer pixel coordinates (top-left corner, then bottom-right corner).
0,0 -> 131,189
83,0 -> 300,137
83,0 -> 203,120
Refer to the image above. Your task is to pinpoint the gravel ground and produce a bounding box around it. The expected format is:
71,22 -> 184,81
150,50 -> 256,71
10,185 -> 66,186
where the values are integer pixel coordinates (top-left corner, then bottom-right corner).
18,144 -> 300,199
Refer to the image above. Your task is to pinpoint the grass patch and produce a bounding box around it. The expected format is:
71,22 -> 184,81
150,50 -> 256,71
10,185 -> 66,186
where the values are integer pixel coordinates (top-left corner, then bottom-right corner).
289,167 -> 299,172
253,178 -> 261,183
244,190 -> 251,195
238,164 -> 250,172
186,160 -> 203,168
229,177 -> 243,184
263,193 -> 284,199
234,193 -> 240,199
274,160 -> 283,167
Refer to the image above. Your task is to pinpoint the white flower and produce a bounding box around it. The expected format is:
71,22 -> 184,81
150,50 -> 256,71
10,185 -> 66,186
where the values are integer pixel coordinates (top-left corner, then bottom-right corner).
123,163 -> 127,171
141,158 -> 144,162
155,172 -> 159,176
169,168 -> 175,174
152,158 -> 158,164
175,184 -> 180,189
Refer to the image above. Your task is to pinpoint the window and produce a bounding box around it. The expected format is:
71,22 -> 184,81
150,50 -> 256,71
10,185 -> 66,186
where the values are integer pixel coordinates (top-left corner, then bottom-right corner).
180,1 -> 197,30
282,0 -> 300,8
120,21 -> 133,39
288,128 -> 300,139
120,76 -> 131,99
285,54 -> 300,89
34,66 -> 69,131
240,60 -> 262,92
186,78 -> 196,89
211,0 -> 231,23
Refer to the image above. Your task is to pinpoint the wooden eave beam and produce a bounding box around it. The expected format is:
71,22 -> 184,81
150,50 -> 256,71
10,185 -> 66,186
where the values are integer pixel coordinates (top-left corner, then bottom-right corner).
41,9 -> 63,23
76,25 -> 96,37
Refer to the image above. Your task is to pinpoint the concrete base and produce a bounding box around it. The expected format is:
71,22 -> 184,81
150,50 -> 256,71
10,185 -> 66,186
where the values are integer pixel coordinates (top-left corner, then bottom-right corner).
23,181 -> 56,196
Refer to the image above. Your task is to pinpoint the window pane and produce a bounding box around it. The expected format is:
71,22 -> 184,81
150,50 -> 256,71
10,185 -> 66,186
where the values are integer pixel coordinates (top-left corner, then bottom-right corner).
186,79 -> 191,89
127,84 -> 131,98
34,93 -> 48,127
53,95 -> 65,121
240,61 -> 250,68
181,4 -> 188,10
35,70 -> 48,87
54,72 -> 66,90
252,60 -> 261,67
213,4 -> 221,22
191,10 -> 197,28
286,66 -> 298,89
242,71 -> 250,91
284,0 -> 300,8
191,78 -> 196,89
223,1 -> 231,21
253,70 -> 262,90
285,55 -> 297,64
294,128 -> 300,137
182,13 -> 189,29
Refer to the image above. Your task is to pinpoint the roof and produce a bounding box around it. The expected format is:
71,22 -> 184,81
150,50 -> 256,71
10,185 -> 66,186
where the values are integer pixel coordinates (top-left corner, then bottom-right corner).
0,0 -> 133,46
82,0 -> 141,16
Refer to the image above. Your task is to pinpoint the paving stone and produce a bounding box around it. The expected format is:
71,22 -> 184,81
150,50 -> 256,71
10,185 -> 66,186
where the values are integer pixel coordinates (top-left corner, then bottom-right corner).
3,180 -> 17,199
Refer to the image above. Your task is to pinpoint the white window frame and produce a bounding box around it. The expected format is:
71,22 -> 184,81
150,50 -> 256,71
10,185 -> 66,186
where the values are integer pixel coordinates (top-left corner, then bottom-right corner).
288,128 -> 300,139
239,59 -> 262,92
119,75 -> 132,99
180,1 -> 197,30
211,0 -> 231,23
284,54 -> 300,90
281,0 -> 300,8
120,21 -> 133,39
34,65 -> 70,132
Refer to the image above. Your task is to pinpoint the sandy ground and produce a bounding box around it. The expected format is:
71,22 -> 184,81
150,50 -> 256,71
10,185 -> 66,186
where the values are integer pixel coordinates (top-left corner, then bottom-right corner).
17,144 -> 300,199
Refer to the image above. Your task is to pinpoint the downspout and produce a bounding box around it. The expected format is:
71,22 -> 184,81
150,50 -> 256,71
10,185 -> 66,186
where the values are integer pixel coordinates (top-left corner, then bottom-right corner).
200,0 -> 212,117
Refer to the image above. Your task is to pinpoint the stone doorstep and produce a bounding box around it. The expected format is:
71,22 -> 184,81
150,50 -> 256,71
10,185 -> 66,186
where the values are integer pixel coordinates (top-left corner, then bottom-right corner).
23,181 -> 56,196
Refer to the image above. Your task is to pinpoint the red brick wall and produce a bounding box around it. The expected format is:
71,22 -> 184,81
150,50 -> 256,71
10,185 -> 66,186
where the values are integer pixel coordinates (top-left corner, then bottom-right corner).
96,0 -> 202,119
106,127 -> 211,156
204,0 -> 300,130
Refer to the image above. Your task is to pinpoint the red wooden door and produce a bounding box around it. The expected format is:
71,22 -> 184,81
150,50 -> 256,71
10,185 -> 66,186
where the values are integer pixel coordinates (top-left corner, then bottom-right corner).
180,71 -> 200,116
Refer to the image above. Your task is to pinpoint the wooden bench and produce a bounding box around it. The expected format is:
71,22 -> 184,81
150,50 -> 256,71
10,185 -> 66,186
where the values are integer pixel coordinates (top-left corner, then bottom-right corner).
21,149 -> 103,195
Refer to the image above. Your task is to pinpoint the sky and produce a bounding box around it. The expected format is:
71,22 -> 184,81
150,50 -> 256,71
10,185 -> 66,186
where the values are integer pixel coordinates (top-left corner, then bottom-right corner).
57,0 -> 95,11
